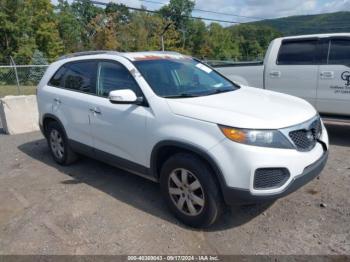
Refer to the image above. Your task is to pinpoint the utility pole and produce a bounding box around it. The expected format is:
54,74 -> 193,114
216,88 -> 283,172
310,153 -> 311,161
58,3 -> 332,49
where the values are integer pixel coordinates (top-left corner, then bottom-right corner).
160,22 -> 172,51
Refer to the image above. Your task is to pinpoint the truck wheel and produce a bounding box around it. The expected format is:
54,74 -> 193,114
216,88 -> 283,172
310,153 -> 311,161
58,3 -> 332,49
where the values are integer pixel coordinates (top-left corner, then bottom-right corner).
46,121 -> 77,165
160,153 -> 223,228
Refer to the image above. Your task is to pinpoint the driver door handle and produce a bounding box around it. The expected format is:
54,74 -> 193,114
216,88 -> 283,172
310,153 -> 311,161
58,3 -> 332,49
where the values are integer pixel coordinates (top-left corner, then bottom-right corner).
269,71 -> 281,78
320,71 -> 334,79
89,107 -> 101,115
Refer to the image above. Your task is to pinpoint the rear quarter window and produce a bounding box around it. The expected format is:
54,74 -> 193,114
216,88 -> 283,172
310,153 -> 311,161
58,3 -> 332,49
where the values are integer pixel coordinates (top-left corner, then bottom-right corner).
48,61 -> 97,94
328,39 -> 350,65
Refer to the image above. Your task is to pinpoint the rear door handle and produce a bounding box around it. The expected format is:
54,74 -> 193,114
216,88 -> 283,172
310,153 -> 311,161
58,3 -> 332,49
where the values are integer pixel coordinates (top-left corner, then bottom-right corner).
53,98 -> 61,104
320,71 -> 334,79
89,107 -> 101,115
269,71 -> 281,78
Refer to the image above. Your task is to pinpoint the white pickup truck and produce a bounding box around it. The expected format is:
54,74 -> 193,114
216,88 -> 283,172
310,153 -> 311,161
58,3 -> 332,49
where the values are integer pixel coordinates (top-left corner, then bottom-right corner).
213,33 -> 350,119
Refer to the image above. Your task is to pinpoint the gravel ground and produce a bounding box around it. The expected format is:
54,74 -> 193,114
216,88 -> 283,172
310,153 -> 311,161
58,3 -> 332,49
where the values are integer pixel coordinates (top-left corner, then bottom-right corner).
0,124 -> 349,255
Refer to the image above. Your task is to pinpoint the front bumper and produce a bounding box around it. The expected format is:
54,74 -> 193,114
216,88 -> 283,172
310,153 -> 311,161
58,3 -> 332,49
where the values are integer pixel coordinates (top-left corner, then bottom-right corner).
222,150 -> 328,205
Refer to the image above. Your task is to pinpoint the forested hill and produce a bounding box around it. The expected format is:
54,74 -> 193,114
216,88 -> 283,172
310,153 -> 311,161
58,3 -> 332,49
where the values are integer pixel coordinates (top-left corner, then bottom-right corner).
2,0 -> 348,65
251,11 -> 350,36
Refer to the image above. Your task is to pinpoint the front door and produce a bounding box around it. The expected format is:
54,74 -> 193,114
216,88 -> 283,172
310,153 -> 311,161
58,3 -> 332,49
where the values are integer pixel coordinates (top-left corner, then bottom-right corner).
89,60 -> 152,168
265,39 -> 319,106
317,38 -> 350,115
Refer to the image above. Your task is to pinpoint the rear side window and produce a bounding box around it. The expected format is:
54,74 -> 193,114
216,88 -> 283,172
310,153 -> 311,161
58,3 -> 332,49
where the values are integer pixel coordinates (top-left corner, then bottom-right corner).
328,39 -> 350,65
48,66 -> 66,87
277,40 -> 317,65
48,61 -> 97,94
97,61 -> 141,97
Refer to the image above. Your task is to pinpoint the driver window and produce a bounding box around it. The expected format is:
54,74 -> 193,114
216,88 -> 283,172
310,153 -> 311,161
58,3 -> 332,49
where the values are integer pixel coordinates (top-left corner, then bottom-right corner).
97,61 -> 142,97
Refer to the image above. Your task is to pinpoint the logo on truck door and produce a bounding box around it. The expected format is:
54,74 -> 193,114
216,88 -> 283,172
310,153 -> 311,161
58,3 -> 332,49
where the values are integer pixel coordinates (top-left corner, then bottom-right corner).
341,71 -> 350,86
330,71 -> 350,94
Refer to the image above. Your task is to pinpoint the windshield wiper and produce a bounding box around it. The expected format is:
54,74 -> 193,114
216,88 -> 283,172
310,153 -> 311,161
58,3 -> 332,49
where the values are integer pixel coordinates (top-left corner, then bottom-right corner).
207,88 -> 233,95
163,93 -> 200,98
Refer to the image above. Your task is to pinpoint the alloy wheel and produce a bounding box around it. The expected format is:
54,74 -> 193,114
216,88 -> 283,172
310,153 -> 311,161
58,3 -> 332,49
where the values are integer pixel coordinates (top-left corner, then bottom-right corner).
50,129 -> 64,160
168,168 -> 205,216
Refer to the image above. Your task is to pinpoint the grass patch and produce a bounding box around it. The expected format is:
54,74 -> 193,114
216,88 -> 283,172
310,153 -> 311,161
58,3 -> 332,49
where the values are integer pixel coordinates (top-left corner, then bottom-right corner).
0,85 -> 37,98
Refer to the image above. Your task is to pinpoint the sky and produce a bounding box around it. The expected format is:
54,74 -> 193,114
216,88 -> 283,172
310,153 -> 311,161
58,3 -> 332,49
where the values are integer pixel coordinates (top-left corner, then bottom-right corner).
53,0 -> 350,24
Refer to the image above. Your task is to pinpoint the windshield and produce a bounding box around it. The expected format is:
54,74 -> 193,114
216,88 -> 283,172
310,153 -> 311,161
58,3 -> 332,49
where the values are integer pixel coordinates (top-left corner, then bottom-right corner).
134,58 -> 239,98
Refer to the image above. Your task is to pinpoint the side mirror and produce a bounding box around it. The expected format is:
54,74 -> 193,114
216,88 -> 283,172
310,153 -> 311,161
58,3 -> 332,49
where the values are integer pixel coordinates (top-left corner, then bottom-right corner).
108,89 -> 143,105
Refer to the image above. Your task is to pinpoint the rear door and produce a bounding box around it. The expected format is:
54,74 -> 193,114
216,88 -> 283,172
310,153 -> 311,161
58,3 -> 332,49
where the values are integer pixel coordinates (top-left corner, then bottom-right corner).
317,38 -> 350,116
48,60 -> 97,148
265,39 -> 319,106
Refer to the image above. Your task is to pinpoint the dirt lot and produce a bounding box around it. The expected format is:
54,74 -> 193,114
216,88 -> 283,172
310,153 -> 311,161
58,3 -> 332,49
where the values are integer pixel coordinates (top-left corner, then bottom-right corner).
0,124 -> 349,255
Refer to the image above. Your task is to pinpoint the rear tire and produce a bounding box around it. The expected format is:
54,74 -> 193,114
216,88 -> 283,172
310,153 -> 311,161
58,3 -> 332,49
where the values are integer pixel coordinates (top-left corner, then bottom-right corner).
160,153 -> 223,228
46,121 -> 77,165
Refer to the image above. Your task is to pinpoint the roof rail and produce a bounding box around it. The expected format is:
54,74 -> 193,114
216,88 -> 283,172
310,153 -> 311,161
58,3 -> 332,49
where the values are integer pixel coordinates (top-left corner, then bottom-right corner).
57,50 -> 120,61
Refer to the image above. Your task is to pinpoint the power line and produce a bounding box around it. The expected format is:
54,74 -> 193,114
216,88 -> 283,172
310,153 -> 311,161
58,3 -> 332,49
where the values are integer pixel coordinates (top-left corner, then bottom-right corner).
84,0 -> 350,27
193,8 -> 264,20
90,0 -> 242,24
138,0 -> 265,20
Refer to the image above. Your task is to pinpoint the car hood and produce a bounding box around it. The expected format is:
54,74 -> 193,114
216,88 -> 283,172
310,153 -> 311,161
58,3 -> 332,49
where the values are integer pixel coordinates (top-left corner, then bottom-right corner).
166,86 -> 317,129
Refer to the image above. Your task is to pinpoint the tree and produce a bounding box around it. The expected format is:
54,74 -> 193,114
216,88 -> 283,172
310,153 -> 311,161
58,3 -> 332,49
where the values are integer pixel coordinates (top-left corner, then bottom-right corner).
13,36 -> 37,64
29,50 -> 48,83
15,0 -> 64,62
120,12 -> 160,51
71,0 -> 102,49
56,0 -> 83,53
0,0 -> 20,62
71,0 -> 101,25
203,23 -> 240,60
105,3 -> 131,24
186,19 -> 207,57
0,0 -> 283,65
159,0 -> 195,30
0,0 -> 64,64
88,13 -> 120,50
230,24 -> 281,60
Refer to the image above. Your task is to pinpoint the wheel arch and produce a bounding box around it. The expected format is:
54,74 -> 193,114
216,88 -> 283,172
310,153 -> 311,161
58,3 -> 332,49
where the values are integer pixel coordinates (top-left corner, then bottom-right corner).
150,141 -> 228,195
42,114 -> 67,139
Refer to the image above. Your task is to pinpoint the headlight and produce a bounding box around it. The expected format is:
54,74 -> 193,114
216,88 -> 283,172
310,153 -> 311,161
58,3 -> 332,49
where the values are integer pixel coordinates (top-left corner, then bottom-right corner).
318,118 -> 325,139
219,125 -> 294,149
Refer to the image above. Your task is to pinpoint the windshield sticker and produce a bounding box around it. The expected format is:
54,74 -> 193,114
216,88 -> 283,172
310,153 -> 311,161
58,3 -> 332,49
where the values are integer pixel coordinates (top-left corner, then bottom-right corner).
213,83 -> 224,88
196,63 -> 212,74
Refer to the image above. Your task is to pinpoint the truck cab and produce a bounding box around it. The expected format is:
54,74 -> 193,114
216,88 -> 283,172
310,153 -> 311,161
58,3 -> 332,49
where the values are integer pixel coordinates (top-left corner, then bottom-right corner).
215,33 -> 350,118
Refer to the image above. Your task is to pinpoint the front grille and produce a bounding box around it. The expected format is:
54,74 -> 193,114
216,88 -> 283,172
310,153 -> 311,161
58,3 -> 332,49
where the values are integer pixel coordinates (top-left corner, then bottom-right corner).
254,168 -> 290,189
289,117 -> 322,152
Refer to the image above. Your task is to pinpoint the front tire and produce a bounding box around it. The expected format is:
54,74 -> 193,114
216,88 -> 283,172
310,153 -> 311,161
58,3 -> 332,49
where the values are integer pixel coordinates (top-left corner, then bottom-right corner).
160,153 -> 223,228
46,121 -> 77,165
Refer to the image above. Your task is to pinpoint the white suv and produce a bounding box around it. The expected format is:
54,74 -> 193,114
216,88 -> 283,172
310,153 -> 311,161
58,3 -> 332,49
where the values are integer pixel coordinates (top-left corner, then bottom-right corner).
37,51 -> 329,227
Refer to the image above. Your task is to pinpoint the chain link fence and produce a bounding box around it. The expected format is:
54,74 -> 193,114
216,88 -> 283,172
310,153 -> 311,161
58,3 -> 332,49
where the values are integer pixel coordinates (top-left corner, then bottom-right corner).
0,63 -> 48,98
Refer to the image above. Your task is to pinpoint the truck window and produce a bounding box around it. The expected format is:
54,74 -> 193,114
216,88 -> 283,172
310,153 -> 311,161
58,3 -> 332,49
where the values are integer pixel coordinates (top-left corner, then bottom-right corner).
328,39 -> 350,65
277,40 -> 317,65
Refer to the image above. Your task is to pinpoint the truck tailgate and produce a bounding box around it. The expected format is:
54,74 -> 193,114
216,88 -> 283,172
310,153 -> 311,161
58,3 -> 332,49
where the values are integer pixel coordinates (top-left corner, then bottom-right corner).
214,62 -> 264,89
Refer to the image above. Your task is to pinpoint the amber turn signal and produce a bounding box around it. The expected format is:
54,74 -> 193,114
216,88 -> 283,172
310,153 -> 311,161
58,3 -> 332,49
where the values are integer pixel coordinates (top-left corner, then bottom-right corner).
220,126 -> 247,143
